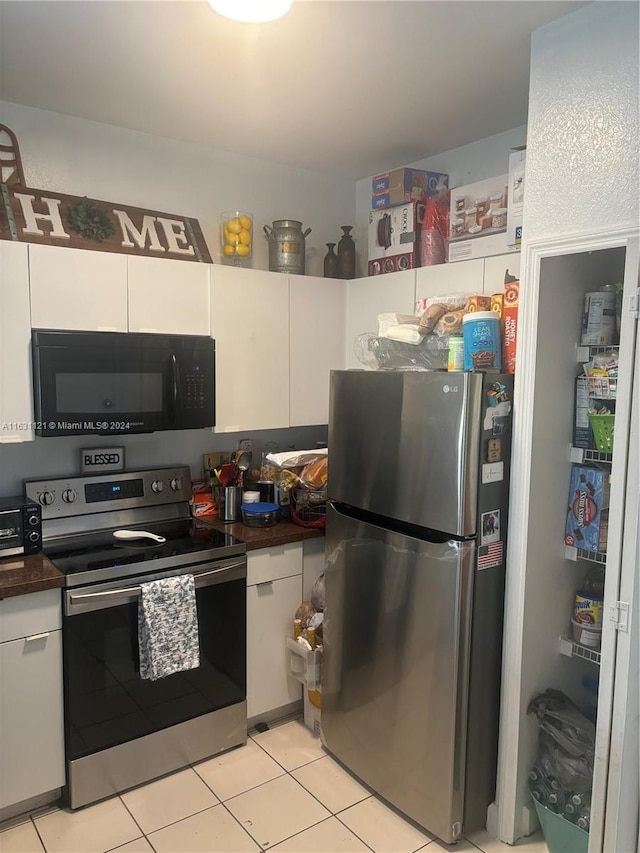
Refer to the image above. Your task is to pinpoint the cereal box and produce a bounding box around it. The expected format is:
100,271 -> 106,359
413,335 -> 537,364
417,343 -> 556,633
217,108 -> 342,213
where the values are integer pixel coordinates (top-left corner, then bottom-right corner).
502,279 -> 519,374
564,466 -> 610,552
490,293 -> 504,319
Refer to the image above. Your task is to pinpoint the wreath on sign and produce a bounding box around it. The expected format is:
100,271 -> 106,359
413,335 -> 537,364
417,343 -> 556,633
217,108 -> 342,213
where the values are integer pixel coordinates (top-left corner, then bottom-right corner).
66,197 -> 115,242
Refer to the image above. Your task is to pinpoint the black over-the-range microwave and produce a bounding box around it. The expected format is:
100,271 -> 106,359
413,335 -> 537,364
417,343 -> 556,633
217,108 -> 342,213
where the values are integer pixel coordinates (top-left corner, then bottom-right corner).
32,330 -> 215,437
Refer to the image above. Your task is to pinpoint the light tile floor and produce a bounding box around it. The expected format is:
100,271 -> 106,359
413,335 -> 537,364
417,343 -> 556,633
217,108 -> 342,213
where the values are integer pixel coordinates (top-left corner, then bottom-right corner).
0,719 -> 550,853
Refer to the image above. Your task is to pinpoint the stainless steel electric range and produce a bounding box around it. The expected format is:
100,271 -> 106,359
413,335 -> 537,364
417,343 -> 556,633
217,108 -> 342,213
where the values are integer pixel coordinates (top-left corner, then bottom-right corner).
25,466 -> 247,810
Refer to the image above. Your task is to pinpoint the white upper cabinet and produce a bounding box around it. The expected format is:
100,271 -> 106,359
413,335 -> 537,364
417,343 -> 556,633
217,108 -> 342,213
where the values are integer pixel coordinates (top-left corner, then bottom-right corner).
128,256 -> 210,336
0,241 -> 35,442
415,258 -> 485,302
29,244 -> 128,332
211,266 -> 290,432
345,269 -> 416,369
289,274 -> 346,426
483,253 -> 521,296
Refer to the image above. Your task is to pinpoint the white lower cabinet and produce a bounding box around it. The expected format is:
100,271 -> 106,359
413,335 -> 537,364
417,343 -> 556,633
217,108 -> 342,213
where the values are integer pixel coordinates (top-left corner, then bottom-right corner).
246,543 -> 303,721
0,590 -> 65,811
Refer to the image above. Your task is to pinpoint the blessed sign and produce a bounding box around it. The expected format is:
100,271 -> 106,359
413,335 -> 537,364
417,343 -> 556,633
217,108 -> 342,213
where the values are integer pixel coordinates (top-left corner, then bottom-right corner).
0,184 -> 212,263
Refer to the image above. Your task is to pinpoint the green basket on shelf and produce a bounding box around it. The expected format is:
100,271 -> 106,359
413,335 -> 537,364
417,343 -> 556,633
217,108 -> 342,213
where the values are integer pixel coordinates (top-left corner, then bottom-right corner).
588,413 -> 615,453
530,788 -> 589,853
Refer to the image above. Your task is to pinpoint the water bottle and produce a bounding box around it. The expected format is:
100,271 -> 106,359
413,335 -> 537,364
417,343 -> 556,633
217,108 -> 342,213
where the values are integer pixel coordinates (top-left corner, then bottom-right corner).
547,790 -> 566,813
571,791 -> 591,807
577,804 -> 591,831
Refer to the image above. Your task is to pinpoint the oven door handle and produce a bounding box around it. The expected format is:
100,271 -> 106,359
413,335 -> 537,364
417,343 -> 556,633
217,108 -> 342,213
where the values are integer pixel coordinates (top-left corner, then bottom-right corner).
66,560 -> 246,614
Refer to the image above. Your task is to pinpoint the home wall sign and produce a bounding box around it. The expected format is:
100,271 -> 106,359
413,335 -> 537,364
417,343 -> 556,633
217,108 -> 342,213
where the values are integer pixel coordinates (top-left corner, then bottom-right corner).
0,124 -> 211,263
0,184 -> 212,263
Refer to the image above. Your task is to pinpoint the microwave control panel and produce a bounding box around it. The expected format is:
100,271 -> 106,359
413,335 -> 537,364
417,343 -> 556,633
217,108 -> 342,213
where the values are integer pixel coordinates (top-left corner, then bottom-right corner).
185,369 -> 206,409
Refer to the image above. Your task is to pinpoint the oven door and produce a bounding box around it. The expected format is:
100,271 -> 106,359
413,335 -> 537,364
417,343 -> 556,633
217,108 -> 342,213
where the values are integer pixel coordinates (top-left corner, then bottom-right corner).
63,557 -> 246,764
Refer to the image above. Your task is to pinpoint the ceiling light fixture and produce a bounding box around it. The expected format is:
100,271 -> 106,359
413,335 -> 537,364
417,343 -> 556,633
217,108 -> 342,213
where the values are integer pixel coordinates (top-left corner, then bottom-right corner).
207,0 -> 292,23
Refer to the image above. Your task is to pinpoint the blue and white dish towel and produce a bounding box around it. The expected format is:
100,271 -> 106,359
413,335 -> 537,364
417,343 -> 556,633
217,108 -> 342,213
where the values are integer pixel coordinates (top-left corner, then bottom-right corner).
138,575 -> 200,681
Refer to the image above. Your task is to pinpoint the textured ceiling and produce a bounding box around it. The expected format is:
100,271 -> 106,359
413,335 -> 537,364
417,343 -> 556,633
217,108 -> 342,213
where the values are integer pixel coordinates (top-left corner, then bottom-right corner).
0,0 -> 588,178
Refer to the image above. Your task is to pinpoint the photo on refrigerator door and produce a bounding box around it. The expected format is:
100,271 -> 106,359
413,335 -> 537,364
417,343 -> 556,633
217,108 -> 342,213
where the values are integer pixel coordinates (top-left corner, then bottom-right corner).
481,509 -> 501,545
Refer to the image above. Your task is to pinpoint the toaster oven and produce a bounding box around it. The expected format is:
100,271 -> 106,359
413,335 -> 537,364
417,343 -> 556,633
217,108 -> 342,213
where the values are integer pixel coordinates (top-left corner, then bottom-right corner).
0,497 -> 42,557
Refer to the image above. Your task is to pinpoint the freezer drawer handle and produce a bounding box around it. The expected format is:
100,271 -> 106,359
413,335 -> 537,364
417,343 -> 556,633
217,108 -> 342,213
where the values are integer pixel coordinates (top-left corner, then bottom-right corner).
25,632 -> 50,642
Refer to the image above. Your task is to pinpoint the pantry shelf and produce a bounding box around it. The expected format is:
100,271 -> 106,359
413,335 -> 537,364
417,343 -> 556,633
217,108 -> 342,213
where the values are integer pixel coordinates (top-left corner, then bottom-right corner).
569,446 -> 613,465
559,635 -> 601,666
565,546 -> 608,565
576,344 -> 619,363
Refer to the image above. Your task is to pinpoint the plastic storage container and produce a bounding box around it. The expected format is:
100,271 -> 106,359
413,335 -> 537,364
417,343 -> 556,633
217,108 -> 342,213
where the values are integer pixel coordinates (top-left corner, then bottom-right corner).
531,789 -> 589,853
571,619 -> 602,649
240,501 -> 279,527
462,310 -> 502,370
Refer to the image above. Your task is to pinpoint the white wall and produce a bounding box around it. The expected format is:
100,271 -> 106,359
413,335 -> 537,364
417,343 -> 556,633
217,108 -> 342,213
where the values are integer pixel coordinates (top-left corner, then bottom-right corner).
523,1 -> 639,241
354,125 -> 527,275
0,100 -> 355,277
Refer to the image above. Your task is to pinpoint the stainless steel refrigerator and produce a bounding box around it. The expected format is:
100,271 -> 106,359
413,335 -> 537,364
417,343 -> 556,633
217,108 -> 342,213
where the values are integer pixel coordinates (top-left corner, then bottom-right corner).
321,369 -> 513,844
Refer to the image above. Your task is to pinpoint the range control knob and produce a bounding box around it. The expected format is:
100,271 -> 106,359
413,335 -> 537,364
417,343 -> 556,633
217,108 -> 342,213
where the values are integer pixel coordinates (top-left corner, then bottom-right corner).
151,479 -> 164,494
170,477 -> 183,492
27,530 -> 40,543
62,489 -> 77,504
38,491 -> 55,506
27,514 -> 40,526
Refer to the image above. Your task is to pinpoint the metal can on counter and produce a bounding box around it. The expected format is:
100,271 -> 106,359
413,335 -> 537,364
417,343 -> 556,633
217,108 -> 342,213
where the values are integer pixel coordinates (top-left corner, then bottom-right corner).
447,336 -> 464,371
263,219 -> 312,275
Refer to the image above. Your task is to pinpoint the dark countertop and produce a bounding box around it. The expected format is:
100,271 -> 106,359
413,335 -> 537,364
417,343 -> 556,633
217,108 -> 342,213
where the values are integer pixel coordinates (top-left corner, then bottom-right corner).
0,553 -> 65,600
200,517 -> 325,551
0,519 -> 324,600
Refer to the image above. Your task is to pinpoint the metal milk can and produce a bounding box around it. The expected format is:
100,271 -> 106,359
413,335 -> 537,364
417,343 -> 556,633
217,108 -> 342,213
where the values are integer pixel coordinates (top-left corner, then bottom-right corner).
263,220 -> 312,275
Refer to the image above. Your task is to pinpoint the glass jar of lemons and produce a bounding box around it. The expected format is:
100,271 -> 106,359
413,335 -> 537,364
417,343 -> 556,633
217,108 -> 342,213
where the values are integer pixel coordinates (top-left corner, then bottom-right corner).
221,211 -> 253,265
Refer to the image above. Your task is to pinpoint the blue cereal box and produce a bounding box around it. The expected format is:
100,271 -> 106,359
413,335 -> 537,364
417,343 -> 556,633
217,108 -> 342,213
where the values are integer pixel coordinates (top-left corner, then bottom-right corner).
564,466 -> 610,552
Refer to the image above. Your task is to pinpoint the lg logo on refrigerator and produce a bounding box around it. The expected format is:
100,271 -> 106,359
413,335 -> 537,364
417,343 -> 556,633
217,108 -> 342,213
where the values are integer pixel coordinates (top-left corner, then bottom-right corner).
443,385 -> 459,393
